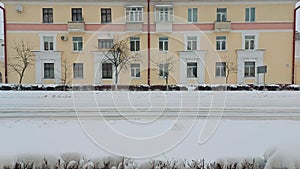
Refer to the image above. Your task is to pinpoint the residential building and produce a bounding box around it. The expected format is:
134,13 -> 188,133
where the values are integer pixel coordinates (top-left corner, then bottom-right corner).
295,32 -> 300,84
0,0 -> 297,85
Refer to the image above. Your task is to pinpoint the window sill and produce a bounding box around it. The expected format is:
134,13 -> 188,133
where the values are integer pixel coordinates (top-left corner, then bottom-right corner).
186,49 -> 198,52
102,78 -> 112,80
187,77 -> 198,79
73,77 -> 84,79
244,77 -> 256,79
131,77 -> 141,79
215,76 -> 226,78
126,21 -> 144,24
216,50 -> 227,52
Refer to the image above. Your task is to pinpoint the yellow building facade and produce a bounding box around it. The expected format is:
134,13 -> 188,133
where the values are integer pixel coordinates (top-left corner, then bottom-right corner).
0,0 -> 297,86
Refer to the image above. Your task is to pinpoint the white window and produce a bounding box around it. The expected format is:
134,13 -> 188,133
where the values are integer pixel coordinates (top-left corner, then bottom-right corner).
126,7 -> 143,22
44,63 -> 54,79
187,36 -> 197,51
73,37 -> 83,51
130,37 -> 140,52
43,36 -> 54,51
244,61 -> 255,77
159,63 -> 169,78
156,7 -> 173,22
98,39 -> 113,49
216,36 -> 226,51
244,35 -> 255,50
131,63 -> 140,78
187,62 -> 197,78
216,62 -> 226,77
159,37 -> 168,52
188,8 -> 198,23
73,63 -> 83,79
217,8 -> 227,22
245,7 -> 255,22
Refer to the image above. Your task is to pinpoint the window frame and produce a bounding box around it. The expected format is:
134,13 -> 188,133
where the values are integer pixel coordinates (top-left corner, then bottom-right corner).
244,61 -> 255,78
159,37 -> 169,52
130,37 -> 140,52
125,7 -> 143,22
159,63 -> 169,78
42,8 -> 53,23
245,7 -> 255,22
187,62 -> 198,78
43,36 -> 54,51
101,8 -> 112,24
215,62 -> 226,77
244,35 -> 255,50
73,37 -> 83,52
73,63 -> 84,79
216,8 -> 227,22
130,63 -> 141,78
187,36 -> 197,51
216,36 -> 226,51
102,62 -> 113,79
155,6 -> 174,22
188,8 -> 198,23
43,62 -> 55,79
72,8 -> 83,22
98,39 -> 113,49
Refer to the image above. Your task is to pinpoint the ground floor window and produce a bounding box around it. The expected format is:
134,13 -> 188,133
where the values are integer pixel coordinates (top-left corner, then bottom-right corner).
187,62 -> 197,78
244,61 -> 255,77
73,63 -> 83,79
159,63 -> 169,78
44,63 -> 54,79
0,72 -> 2,83
216,62 -> 226,77
131,63 -> 140,78
102,63 -> 112,79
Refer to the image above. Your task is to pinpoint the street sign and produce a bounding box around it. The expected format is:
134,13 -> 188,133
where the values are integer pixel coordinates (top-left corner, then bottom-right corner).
257,65 -> 267,74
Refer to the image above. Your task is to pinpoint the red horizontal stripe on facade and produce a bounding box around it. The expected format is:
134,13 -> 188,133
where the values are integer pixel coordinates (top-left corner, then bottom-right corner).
7,22 -> 293,31
85,24 -> 126,31
231,22 -> 293,30
7,23 -> 68,31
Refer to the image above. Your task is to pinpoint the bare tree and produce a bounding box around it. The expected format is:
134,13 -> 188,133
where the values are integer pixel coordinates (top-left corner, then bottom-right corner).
9,41 -> 35,88
151,53 -> 176,91
61,59 -> 72,91
101,38 -> 140,90
224,56 -> 237,84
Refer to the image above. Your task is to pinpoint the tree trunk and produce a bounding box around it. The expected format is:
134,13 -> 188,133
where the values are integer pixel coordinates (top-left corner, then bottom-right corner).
114,66 -> 118,91
165,77 -> 169,91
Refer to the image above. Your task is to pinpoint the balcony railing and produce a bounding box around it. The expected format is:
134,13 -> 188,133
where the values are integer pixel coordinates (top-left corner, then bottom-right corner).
67,21 -> 85,32
214,21 -> 231,32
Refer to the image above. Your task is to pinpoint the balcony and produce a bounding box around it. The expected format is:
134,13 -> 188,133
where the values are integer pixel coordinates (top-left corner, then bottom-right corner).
156,22 -> 173,32
214,21 -> 231,32
126,22 -> 143,32
67,21 -> 85,32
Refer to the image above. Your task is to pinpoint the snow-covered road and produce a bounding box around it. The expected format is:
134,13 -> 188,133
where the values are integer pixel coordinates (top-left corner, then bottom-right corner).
1,91 -> 300,161
0,91 -> 300,118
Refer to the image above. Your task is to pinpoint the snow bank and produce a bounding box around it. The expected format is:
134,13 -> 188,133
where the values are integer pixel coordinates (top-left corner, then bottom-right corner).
264,146 -> 300,169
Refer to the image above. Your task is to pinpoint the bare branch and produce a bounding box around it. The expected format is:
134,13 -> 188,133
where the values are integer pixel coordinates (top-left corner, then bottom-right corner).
9,40 -> 35,86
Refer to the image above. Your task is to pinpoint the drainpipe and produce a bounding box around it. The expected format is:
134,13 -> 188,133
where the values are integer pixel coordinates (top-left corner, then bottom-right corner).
147,0 -> 151,86
292,5 -> 300,84
0,6 -> 7,84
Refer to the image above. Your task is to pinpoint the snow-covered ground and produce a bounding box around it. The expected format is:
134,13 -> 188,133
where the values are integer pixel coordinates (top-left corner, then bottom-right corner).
0,91 -> 300,163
